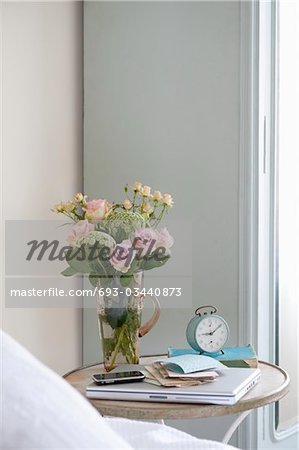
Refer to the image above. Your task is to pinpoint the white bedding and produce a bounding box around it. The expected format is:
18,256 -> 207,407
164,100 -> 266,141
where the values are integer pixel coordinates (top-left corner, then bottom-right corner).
1,329 -> 236,449
106,418 -> 236,450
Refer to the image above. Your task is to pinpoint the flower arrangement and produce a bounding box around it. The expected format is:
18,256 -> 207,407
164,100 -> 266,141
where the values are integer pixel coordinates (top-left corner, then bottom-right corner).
52,182 -> 174,371
52,182 -> 174,286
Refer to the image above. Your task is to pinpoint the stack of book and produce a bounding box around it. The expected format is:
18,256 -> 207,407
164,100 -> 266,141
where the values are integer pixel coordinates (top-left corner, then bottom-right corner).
143,354 -> 226,387
168,345 -> 258,368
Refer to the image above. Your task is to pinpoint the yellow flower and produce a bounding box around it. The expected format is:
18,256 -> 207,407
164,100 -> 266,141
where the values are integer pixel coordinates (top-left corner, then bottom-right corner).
64,201 -> 76,213
74,193 -> 87,203
52,202 -> 64,213
51,201 -> 75,214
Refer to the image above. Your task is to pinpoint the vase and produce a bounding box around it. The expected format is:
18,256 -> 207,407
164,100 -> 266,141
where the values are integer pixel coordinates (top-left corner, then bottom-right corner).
96,271 -> 160,372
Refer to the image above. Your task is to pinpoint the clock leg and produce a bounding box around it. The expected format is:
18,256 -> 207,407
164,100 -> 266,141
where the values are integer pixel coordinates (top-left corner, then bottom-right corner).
222,410 -> 252,444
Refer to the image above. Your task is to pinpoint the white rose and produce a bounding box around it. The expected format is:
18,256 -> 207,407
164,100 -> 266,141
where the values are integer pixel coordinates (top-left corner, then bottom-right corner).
162,193 -> 174,207
141,202 -> 153,214
133,181 -> 142,191
123,199 -> 133,210
153,190 -> 163,201
141,185 -> 151,197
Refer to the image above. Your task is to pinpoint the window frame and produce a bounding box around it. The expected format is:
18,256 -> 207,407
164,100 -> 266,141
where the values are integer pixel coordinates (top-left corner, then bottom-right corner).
239,0 -> 298,446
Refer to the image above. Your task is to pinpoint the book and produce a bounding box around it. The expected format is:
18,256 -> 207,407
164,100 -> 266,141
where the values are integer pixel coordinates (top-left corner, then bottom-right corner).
168,345 -> 258,368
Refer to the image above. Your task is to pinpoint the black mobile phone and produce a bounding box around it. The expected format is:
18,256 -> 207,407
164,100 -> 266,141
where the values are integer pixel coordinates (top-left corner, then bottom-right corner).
92,370 -> 145,385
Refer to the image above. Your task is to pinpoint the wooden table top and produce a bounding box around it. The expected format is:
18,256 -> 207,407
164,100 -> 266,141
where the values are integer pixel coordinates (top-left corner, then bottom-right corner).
64,356 -> 290,420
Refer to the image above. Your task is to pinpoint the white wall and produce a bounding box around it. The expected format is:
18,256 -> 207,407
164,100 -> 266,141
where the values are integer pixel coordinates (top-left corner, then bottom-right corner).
84,0 -> 240,359
1,2 -> 83,375
83,1 -> 240,444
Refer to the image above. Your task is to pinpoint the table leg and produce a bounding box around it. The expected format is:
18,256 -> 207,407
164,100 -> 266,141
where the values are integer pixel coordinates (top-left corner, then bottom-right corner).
222,410 -> 252,444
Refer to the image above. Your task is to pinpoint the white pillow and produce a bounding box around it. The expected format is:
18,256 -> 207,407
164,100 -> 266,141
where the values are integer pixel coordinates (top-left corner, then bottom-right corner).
0,329 -> 132,449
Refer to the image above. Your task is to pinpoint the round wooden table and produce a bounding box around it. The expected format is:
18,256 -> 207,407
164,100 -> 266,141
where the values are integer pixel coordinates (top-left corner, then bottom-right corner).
64,356 -> 289,444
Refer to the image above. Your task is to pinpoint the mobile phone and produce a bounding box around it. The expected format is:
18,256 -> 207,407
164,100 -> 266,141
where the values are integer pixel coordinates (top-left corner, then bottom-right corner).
92,370 -> 145,385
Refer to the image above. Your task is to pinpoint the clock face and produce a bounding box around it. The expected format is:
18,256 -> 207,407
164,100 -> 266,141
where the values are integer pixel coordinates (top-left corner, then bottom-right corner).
195,315 -> 229,353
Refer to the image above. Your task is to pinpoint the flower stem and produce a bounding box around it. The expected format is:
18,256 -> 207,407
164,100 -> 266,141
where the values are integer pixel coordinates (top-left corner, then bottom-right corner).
154,204 -> 167,227
107,324 -> 126,370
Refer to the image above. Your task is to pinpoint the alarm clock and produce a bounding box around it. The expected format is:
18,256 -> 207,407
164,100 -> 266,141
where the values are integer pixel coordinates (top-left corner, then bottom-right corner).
186,305 -> 229,354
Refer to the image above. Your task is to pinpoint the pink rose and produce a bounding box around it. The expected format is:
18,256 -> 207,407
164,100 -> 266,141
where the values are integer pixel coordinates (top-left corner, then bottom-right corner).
110,240 -> 135,273
155,227 -> 174,254
84,198 -> 111,221
133,228 -> 158,257
67,220 -> 95,246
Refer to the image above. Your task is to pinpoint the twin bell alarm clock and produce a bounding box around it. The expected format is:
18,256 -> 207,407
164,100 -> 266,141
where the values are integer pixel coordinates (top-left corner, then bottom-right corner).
186,305 -> 229,354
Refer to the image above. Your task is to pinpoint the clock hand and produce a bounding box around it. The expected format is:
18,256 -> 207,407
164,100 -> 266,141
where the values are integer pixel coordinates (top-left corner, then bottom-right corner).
200,324 -> 223,337
211,324 -> 222,335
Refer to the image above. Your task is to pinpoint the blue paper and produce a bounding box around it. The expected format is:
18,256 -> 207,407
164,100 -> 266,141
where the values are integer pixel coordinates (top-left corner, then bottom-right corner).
160,354 -> 227,374
168,345 -> 256,361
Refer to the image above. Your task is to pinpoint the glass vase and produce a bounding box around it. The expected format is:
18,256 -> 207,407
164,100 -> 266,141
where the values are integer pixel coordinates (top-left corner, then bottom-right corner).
96,271 -> 160,372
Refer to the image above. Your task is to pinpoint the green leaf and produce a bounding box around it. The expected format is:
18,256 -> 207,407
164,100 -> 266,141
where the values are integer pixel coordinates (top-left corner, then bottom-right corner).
66,248 -> 91,273
68,258 -> 91,273
61,266 -> 77,277
120,275 -> 133,287
125,259 -> 140,276
141,255 -> 170,271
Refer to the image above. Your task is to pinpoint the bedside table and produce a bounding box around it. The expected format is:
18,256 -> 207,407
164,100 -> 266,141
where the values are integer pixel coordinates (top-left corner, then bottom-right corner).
64,355 -> 289,444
